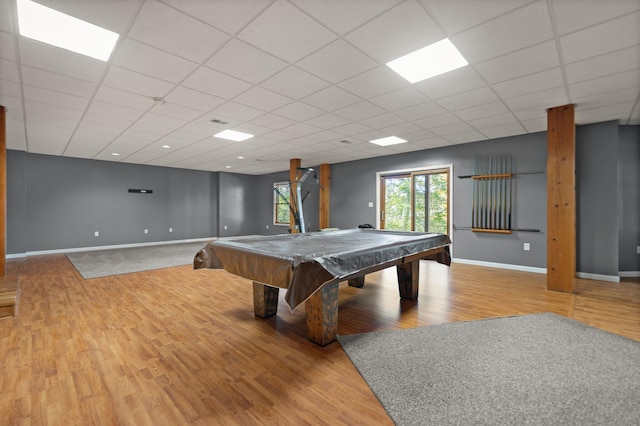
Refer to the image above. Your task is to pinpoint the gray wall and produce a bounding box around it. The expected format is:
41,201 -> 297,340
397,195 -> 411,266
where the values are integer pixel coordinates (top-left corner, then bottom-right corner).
576,121 -> 619,277
217,172 -> 259,237
619,125 -> 640,272
330,132 -> 548,268
7,151 -> 218,253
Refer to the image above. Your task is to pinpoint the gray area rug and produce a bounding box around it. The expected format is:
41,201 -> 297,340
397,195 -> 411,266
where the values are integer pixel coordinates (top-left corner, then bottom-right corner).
66,241 -> 210,279
338,313 -> 640,425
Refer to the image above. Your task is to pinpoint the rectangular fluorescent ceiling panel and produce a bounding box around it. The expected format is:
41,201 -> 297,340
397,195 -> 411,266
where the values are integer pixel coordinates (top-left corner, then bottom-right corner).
369,136 -> 407,146
17,0 -> 119,61
214,130 -> 254,141
386,39 -> 468,84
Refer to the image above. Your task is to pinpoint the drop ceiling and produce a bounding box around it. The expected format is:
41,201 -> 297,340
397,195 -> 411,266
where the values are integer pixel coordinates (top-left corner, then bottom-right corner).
0,0 -> 638,175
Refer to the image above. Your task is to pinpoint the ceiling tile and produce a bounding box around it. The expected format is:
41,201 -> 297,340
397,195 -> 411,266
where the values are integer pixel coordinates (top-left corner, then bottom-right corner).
164,86 -> 225,112
260,66 -> 330,100
237,0 -> 336,63
560,11 -> 640,64
301,86 -> 360,111
0,95 -> 25,120
94,86 -> 154,110
414,113 -> 461,129
332,121 -> 372,136
290,0 -> 402,35
345,0 -> 445,63
212,101 -> 266,121
206,39 -> 287,84
414,66 -> 485,100
360,112 -> 406,129
21,66 -> 97,98
149,102 -> 204,121
103,66 -> 174,97
281,122 -> 322,137
0,31 -> 16,61
475,40 -> 561,84
575,102 -> 636,125
333,101 -> 386,121
422,0 -> 532,35
452,1 -> 554,64
565,46 -> 640,84
437,86 -> 499,111
394,101 -> 447,121
455,100 -> 510,121
273,101 -> 325,121
182,66 -> 251,99
233,86 -> 293,112
551,0 -> 640,35
503,87 -> 569,111
303,113 -> 351,129
573,88 -> 639,111
443,130 -> 486,144
370,86 -> 429,111
479,122 -> 526,139
382,121 -> 422,136
493,68 -> 565,100
18,38 -> 107,82
338,66 -> 408,99
468,112 -> 519,129
6,119 -> 27,150
250,113 -> 297,130
23,85 -> 90,110
570,69 -> 640,100
0,60 -> 16,84
128,0 -> 228,63
161,0 -> 272,35
112,38 -> 198,83
296,39 -> 378,83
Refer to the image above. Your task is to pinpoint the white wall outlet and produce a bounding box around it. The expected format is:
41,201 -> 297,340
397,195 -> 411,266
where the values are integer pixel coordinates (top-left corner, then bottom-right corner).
144,229 -> 148,234
368,202 -> 374,208
169,227 -> 173,233
224,225 -> 228,230
266,225 -> 269,229
523,243 -> 530,251
637,245 -> 640,254
94,231 -> 99,237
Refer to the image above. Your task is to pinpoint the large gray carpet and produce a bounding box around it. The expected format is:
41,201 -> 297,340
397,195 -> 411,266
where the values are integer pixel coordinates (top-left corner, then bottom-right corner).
66,241 -> 210,279
338,313 -> 640,425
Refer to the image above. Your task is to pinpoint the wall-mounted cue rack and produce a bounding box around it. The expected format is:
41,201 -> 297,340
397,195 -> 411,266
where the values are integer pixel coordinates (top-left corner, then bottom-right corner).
469,155 -> 512,234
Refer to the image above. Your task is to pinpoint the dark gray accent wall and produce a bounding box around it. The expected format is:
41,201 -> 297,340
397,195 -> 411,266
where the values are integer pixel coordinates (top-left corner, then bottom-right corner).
217,172 -> 260,237
330,132 -> 548,268
576,121 -> 619,276
7,151 -> 218,253
619,125 -> 640,272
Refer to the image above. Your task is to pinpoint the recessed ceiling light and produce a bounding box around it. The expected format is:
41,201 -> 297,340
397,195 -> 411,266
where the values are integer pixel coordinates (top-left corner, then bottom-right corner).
386,38 -> 467,84
17,0 -> 119,61
162,145 -> 171,149
111,152 -> 120,156
213,130 -> 254,142
225,165 -> 231,169
237,156 -> 245,159
369,136 -> 407,146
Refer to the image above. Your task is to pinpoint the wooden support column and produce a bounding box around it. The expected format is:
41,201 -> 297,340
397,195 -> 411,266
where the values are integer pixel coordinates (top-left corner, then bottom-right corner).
319,163 -> 330,229
0,106 -> 6,276
289,158 -> 301,233
547,104 -> 576,293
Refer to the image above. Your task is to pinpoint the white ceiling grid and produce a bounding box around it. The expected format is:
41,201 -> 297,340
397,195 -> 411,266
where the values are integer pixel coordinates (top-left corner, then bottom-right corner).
0,0 -> 638,174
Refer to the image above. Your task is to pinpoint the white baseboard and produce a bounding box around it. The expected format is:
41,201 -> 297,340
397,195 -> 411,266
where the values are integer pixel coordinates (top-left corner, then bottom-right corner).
576,272 -> 620,283
619,271 -> 640,278
7,237 -> 216,258
452,258 -> 547,274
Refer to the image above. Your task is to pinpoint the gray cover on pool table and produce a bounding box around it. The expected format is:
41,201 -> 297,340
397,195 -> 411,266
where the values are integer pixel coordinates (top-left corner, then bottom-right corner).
194,229 -> 451,311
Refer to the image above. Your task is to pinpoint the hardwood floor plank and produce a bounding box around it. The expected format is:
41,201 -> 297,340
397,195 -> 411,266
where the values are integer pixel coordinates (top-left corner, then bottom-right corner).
0,254 -> 637,425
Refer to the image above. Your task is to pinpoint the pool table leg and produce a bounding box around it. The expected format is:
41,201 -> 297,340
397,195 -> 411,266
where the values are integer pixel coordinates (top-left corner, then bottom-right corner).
253,282 -> 279,318
305,282 -> 340,346
396,260 -> 420,300
347,276 -> 365,287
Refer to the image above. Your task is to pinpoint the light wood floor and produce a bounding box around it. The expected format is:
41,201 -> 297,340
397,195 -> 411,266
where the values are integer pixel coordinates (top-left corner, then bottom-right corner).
1,254 -> 638,425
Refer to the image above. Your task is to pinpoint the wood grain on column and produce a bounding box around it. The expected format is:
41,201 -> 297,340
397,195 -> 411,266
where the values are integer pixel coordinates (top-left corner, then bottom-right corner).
319,163 -> 330,229
289,158 -> 301,233
0,106 -> 6,276
547,104 -> 576,293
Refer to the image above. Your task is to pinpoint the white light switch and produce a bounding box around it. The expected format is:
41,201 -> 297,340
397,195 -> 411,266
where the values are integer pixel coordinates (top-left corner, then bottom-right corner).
94,231 -> 99,237
144,229 -> 148,234
169,227 -> 173,232
368,202 -> 373,208
523,243 -> 530,251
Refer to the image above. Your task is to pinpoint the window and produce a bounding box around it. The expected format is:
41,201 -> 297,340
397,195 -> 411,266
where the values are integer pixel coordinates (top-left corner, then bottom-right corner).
274,182 -> 290,225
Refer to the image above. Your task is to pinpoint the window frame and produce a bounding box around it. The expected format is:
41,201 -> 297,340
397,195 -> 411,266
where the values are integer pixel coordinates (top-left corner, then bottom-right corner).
273,181 -> 291,226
